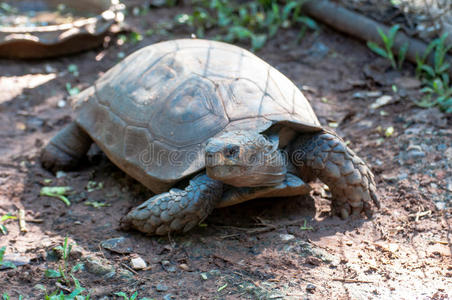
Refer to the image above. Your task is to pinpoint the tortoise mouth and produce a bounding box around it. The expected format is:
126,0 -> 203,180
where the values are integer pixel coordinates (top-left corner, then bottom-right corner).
206,165 -> 285,187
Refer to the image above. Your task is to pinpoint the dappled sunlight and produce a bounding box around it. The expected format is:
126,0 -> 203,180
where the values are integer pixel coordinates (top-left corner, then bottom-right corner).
0,73 -> 56,103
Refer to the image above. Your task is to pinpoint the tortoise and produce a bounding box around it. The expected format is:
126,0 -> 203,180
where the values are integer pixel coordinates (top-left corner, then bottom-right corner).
41,39 -> 379,235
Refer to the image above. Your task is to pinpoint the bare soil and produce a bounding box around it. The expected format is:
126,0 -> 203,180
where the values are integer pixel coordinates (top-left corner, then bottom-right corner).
0,2 -> 451,299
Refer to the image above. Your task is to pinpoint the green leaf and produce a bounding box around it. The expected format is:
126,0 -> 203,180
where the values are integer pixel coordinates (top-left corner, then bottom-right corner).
0,246 -> 5,262
297,16 -> 318,30
130,291 -> 138,300
432,78 -> 444,94
282,1 -> 298,20
437,62 -> 450,74
71,263 -> 84,273
114,292 -> 128,300
1,214 -> 17,222
68,287 -> 85,298
0,224 -> 7,235
398,41 -> 408,69
45,269 -> 62,278
423,39 -> 438,60
377,27 -> 389,47
367,42 -> 388,58
39,186 -> 72,206
251,34 -> 267,51
420,65 -> 436,78
387,24 -> 400,47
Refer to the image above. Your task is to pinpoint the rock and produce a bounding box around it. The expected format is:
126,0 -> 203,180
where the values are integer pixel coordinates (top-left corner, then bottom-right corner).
397,173 -> 408,181
101,237 -> 133,254
305,256 -> 322,266
435,202 -> 447,210
179,263 -> 189,271
352,91 -> 382,99
118,269 -> 135,280
57,99 -> 66,108
306,283 -> 316,293
279,234 -> 295,242
84,256 -> 115,275
130,256 -> 147,270
166,266 -> 176,273
163,294 -> 175,300
437,144 -> 448,151
395,77 -> 421,89
369,95 -> 393,110
156,283 -> 169,292
406,150 -> 426,160
0,253 -> 30,269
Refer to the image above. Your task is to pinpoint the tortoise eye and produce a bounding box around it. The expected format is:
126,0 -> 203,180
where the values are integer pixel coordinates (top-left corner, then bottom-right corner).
224,145 -> 240,158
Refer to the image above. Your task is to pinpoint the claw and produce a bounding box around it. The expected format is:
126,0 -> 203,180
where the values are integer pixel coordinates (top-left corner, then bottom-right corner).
363,201 -> 373,218
340,205 -> 351,219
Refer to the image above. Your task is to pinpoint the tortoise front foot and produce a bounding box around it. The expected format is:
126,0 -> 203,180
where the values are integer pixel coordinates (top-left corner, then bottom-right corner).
292,132 -> 379,219
41,122 -> 92,172
120,174 -> 223,235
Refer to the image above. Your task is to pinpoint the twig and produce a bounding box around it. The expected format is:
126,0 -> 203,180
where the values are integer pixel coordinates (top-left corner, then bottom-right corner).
18,209 -> 27,232
121,263 -> 139,275
24,218 -> 43,223
332,278 -> 373,284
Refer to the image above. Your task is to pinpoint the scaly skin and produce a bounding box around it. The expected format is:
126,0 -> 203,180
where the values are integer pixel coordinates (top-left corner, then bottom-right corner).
120,174 -> 223,235
290,131 -> 379,218
41,122 -> 92,172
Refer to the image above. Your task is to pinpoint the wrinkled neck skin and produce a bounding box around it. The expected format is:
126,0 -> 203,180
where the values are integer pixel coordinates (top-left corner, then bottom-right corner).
205,130 -> 287,187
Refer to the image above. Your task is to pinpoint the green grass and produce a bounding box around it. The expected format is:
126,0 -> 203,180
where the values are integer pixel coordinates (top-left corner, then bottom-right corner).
367,24 -> 408,70
368,24 -> 451,112
416,33 -> 452,112
41,237 -> 89,299
174,0 -> 318,51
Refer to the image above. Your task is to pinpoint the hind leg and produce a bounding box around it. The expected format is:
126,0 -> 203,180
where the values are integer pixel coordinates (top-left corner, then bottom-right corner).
41,122 -> 92,172
290,131 -> 379,219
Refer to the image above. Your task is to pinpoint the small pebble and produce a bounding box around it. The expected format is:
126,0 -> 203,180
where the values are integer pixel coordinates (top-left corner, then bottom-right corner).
156,283 -> 169,292
163,294 -> 174,300
56,171 -> 66,178
306,283 -> 316,293
57,99 -> 66,108
406,150 -> 426,160
397,173 -> 408,181
435,202 -> 446,210
279,234 -> 295,242
179,263 -> 189,271
130,256 -> 147,270
166,266 -> 176,273
437,144 -> 448,151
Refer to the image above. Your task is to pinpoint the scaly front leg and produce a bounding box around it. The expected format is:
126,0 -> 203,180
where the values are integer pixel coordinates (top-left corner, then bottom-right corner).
290,131 -> 379,218
120,174 -> 223,235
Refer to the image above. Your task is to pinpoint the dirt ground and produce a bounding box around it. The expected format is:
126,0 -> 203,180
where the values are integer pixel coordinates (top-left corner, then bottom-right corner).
0,1 -> 451,299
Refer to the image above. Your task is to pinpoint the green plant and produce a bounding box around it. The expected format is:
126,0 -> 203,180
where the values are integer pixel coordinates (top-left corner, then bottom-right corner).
43,237 -> 88,299
174,0 -> 318,51
0,213 -> 17,234
416,33 -> 452,112
0,246 -> 16,269
114,291 -> 138,300
367,24 -> 408,69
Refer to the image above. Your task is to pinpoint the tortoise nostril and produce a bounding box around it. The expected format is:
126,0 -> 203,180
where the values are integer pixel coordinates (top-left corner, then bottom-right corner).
224,145 -> 240,158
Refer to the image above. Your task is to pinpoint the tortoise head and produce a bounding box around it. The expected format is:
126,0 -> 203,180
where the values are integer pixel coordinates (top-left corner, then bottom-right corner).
205,131 -> 286,187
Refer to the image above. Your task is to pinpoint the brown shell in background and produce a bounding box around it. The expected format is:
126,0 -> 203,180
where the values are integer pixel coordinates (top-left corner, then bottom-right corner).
0,0 -> 124,59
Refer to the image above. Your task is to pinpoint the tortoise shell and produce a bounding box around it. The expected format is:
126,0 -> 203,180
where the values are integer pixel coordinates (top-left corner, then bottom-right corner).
74,39 -> 322,193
